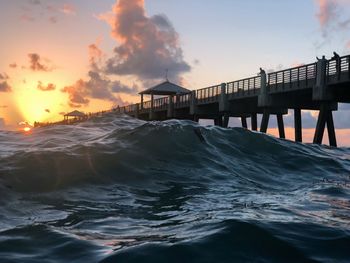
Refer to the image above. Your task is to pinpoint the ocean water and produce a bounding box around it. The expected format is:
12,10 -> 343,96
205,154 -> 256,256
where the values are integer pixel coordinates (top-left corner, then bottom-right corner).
0,114 -> 349,262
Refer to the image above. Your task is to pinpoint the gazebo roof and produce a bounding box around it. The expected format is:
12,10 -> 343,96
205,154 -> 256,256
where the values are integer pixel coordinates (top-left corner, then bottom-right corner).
139,81 -> 191,96
64,110 -> 86,117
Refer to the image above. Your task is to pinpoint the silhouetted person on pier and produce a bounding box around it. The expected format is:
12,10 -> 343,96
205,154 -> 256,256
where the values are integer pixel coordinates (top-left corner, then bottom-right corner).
259,68 -> 265,75
332,52 -> 341,79
316,55 -> 327,61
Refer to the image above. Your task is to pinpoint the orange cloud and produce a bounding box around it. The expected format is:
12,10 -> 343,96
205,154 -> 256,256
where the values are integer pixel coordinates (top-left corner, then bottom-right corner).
315,0 -> 337,28
0,82 -> 12,92
62,4 -> 76,15
37,81 -> 56,91
62,40 -> 135,108
0,73 -> 12,92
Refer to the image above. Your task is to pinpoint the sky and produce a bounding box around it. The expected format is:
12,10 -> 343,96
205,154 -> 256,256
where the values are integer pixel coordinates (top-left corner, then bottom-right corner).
0,0 -> 350,145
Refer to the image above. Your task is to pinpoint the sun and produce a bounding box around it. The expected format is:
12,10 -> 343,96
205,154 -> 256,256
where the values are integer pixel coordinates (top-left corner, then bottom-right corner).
14,77 -> 67,124
23,127 -> 31,132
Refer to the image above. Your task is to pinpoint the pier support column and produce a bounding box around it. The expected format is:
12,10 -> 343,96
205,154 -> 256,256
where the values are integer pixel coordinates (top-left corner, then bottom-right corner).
214,116 -> 223,127
190,90 -> 197,115
294,109 -> 302,143
241,117 -> 248,129
167,95 -> 174,118
251,113 -> 258,131
313,106 -> 327,145
135,104 -> 140,119
141,94 -> 144,110
277,114 -> 285,139
219,83 -> 229,112
223,114 -> 229,128
260,110 -> 270,133
149,93 -> 154,120
313,104 -> 337,147
327,112 -> 337,147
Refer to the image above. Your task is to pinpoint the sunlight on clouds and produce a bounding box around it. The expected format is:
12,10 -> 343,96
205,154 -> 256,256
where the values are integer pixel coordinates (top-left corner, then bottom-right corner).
13,76 -> 67,124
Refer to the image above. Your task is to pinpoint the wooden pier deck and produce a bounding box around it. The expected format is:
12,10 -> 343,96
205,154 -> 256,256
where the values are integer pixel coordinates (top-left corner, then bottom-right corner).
118,55 -> 350,147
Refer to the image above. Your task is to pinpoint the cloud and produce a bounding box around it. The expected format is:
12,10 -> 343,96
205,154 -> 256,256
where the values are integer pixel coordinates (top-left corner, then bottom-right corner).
29,0 -> 41,5
0,82 -> 12,92
62,4 -> 76,15
62,40 -> 136,108
45,109 -> 50,113
314,0 -> 350,46
9,63 -> 17,68
0,105 -> 8,109
0,72 -> 12,92
62,70 -> 132,107
22,1 -> 76,24
315,0 -> 338,31
37,81 -> 56,91
20,14 -> 35,22
99,0 -> 191,82
0,73 -> 9,80
49,16 -> 58,24
89,42 -> 104,72
61,79 -> 90,107
28,53 -> 53,72
111,81 -> 138,94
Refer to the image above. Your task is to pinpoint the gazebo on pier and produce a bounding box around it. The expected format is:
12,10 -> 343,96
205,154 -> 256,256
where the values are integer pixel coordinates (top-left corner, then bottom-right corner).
139,81 -> 191,117
63,110 -> 87,123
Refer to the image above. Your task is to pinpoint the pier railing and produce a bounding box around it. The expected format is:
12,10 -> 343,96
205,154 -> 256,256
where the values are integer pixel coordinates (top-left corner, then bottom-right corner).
268,63 -> 317,92
141,100 -> 152,110
196,84 -> 221,104
154,97 -> 169,110
174,93 -> 191,108
227,76 -> 261,97
326,55 -> 350,83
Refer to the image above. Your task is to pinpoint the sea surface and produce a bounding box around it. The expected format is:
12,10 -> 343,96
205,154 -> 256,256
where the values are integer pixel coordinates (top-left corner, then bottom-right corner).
0,114 -> 349,262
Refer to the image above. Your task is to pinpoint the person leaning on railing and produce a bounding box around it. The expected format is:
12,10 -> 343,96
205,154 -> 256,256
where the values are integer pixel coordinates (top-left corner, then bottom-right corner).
332,51 -> 341,79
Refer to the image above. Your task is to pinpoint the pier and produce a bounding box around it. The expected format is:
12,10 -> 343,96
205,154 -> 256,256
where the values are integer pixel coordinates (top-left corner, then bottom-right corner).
118,54 -> 350,147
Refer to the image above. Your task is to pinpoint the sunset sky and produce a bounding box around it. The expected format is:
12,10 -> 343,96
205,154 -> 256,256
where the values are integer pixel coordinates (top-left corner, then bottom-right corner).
1,0 -> 350,145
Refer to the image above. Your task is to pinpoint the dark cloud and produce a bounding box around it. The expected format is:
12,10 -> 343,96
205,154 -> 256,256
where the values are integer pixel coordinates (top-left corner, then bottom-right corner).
100,0 -> 191,83
0,105 -> 8,109
62,79 -> 90,107
9,63 -> 17,68
37,81 -> 56,91
0,73 -> 9,80
62,71 -> 132,108
28,53 -> 53,72
111,81 -> 138,94
88,43 -> 103,72
45,109 -> 50,113
0,82 -> 12,92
